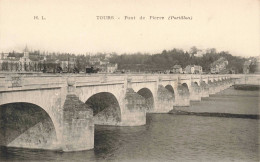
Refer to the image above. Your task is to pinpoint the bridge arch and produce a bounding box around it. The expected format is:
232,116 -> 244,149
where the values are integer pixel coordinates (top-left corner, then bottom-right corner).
165,85 -> 174,93
0,102 -> 58,149
0,89 -> 63,145
208,80 -> 214,84
165,85 -> 175,101
85,92 -> 121,125
177,83 -> 190,96
193,81 -> 201,90
78,85 -> 123,108
137,88 -> 155,111
200,80 -> 208,86
182,83 -> 189,92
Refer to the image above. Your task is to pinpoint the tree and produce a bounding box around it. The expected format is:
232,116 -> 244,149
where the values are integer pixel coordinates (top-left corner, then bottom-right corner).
10,62 -> 13,71
189,46 -> 198,57
24,62 -> 27,71
2,62 -> 8,71
249,63 -> 257,73
162,50 -> 167,55
206,48 -> 217,54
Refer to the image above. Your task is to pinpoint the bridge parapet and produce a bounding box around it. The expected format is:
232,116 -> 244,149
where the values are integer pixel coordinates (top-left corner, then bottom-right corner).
0,75 -> 66,92
0,74 -> 235,91
231,74 -> 260,85
178,75 -> 190,80
130,75 -> 157,83
159,75 -> 178,81
190,74 -> 201,80
75,75 -> 126,87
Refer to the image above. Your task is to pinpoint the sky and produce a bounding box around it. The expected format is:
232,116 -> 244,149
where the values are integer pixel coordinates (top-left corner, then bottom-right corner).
0,0 -> 259,57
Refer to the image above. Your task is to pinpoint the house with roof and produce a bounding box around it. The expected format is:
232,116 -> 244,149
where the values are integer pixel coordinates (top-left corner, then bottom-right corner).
210,57 -> 228,74
0,52 -> 20,71
0,46 -> 46,72
60,58 -> 76,72
106,63 -> 118,73
172,65 -> 183,73
185,65 -> 202,74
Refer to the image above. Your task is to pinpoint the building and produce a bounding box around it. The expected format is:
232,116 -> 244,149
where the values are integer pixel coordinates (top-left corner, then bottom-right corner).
185,65 -> 202,74
100,57 -> 109,65
185,65 -> 193,74
89,57 -> 100,65
172,65 -> 183,73
0,52 -> 20,71
106,63 -> 118,73
210,57 -> 228,74
0,46 -> 32,71
243,57 -> 260,74
60,58 -> 76,72
0,46 -> 46,72
195,49 -> 206,57
243,60 -> 252,74
99,63 -> 118,73
194,65 -> 203,74
19,46 -> 32,71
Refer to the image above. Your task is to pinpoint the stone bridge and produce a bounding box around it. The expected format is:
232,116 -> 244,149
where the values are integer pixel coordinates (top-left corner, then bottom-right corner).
0,73 -> 235,151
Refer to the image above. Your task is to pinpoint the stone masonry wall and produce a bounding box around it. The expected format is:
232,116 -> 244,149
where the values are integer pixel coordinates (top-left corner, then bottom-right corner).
155,85 -> 174,113
121,88 -> 146,126
0,103 -> 57,149
63,94 -> 94,151
93,103 -> 121,126
175,84 -> 190,106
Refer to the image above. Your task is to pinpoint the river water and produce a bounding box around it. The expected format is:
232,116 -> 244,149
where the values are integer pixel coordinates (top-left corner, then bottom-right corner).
0,87 -> 259,162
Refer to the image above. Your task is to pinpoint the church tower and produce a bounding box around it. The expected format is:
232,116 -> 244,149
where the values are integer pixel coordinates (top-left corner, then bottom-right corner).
24,45 -> 29,58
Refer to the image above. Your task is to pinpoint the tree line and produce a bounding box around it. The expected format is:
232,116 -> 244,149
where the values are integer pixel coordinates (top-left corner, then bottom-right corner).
1,47 -> 249,73
109,48 -> 247,73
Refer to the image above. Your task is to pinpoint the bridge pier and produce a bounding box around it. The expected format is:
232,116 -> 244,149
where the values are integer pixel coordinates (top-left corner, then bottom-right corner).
220,80 -> 227,91
200,81 -> 209,97
208,81 -> 217,95
226,79 -> 231,88
174,83 -> 190,106
120,88 -> 146,126
62,79 -> 94,152
223,79 -> 230,89
217,80 -> 222,91
62,94 -> 94,152
189,82 -> 201,101
154,85 -> 174,113
214,81 -> 221,93
230,79 -> 234,87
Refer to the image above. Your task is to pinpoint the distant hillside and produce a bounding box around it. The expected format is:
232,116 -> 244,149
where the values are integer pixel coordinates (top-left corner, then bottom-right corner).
109,49 -> 246,73
2,47 -> 248,73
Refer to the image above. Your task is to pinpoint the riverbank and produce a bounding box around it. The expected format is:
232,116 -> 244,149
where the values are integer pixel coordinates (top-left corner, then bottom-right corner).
234,84 -> 260,91
170,87 -> 259,118
169,109 -> 259,119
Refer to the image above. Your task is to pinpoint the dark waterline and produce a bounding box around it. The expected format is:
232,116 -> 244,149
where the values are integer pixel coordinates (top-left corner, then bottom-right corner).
170,110 -> 259,119
0,88 -> 259,162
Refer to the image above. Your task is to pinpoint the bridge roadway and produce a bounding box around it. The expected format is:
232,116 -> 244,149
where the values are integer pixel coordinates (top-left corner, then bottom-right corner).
0,73 -> 236,151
